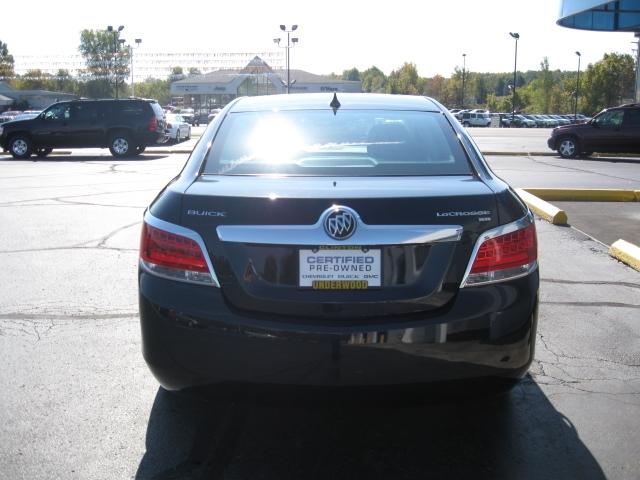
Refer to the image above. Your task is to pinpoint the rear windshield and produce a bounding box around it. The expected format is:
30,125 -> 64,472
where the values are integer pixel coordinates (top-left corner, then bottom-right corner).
149,102 -> 165,118
203,110 -> 471,176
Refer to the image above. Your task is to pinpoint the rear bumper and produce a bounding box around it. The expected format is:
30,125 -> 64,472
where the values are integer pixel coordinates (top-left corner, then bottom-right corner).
139,271 -> 539,391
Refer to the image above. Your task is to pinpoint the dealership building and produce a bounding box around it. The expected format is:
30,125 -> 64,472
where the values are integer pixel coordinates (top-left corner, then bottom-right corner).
558,0 -> 640,99
170,56 -> 361,107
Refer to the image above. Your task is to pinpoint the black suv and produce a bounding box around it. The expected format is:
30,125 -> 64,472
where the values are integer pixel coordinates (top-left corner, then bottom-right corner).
0,99 -> 167,159
548,103 -> 640,158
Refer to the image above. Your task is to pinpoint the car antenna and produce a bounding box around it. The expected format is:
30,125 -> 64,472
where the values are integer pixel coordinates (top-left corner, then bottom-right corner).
330,92 -> 341,115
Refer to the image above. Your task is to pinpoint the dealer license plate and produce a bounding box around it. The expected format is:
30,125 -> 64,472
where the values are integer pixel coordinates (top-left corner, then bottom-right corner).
299,247 -> 381,289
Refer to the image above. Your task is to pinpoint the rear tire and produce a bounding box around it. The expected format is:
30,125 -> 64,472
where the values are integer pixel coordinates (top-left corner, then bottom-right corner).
109,133 -> 132,157
463,121 -> 470,127
9,135 -> 33,159
175,130 -> 181,144
557,136 -> 578,158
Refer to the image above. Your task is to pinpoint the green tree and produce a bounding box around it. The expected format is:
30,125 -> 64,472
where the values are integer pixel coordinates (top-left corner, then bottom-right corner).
188,67 -> 201,76
168,66 -> 185,82
13,69 -> 55,90
424,74 -> 446,101
386,62 -> 420,95
526,57 -> 554,113
582,53 -> 635,114
0,40 -> 14,80
473,74 -> 488,104
79,29 -> 130,98
54,69 -> 76,93
361,66 -> 386,92
135,78 -> 171,104
341,67 -> 361,81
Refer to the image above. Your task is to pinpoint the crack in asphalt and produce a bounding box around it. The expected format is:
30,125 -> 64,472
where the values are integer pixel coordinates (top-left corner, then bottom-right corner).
526,155 -> 640,183
541,278 -> 640,289
0,246 -> 137,254
0,221 -> 142,254
0,188 -> 158,207
0,313 -> 137,341
533,331 -> 640,399
536,332 -> 640,368
0,312 -> 137,320
54,199 -> 146,208
542,301 -> 640,309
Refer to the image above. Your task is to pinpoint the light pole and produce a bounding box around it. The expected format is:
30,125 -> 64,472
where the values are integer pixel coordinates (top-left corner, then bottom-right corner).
509,32 -> 519,124
574,51 -> 581,120
273,25 -> 298,94
121,38 -> 142,97
461,53 -> 467,109
107,25 -> 124,98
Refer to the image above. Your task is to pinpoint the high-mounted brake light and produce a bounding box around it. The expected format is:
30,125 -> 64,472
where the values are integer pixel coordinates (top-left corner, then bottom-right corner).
461,218 -> 537,287
139,222 -> 216,285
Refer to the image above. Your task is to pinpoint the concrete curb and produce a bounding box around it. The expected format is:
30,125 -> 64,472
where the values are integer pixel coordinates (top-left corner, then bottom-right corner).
146,149 -> 192,154
515,188 -> 568,225
482,151 -> 556,156
524,188 -> 640,202
609,239 -> 640,272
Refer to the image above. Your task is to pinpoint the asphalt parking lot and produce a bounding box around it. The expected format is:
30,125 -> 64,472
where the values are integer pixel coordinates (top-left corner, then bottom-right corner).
0,147 -> 639,479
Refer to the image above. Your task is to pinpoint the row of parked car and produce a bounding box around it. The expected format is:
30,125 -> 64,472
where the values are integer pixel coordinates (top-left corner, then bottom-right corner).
448,108 -> 590,128
162,106 -> 222,126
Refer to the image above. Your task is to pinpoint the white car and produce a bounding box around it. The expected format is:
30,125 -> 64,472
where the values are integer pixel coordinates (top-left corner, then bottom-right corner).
165,114 -> 191,143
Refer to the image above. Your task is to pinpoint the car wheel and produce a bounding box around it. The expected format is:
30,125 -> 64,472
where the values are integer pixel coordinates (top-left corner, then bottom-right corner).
175,130 -> 181,144
186,128 -> 191,140
9,135 -> 33,159
557,136 -> 578,158
35,147 -> 52,158
463,121 -> 470,127
109,133 -> 132,157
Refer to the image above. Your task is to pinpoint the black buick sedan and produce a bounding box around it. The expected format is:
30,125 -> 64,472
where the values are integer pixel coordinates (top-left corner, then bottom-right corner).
139,93 -> 539,392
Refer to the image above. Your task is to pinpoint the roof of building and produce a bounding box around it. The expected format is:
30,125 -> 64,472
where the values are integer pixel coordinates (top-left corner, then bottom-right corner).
172,56 -> 358,87
0,82 -> 77,99
558,0 -> 640,31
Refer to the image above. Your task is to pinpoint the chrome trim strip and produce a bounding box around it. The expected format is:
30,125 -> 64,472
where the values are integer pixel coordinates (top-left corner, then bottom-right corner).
142,211 -> 221,288
217,206 -> 462,246
459,212 -> 537,288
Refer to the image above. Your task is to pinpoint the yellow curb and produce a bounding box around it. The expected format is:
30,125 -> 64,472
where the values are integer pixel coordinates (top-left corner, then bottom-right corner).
609,239 -> 640,272
515,188 -> 568,225
524,188 -> 639,202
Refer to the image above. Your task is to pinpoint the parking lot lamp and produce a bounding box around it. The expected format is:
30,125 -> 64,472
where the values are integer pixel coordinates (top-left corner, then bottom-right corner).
107,25 -> 124,99
574,51 -> 581,120
274,25 -> 299,94
509,32 -> 520,124
461,53 -> 467,109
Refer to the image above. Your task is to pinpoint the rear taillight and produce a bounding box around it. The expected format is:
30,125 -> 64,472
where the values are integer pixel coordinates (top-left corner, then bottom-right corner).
139,221 -> 217,286
461,217 -> 537,287
148,116 -> 158,132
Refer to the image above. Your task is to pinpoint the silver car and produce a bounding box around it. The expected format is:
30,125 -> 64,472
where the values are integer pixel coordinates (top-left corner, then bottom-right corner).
165,114 -> 191,143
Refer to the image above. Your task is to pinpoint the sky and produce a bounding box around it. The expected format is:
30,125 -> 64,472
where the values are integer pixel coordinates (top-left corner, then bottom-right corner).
1,0 -> 637,77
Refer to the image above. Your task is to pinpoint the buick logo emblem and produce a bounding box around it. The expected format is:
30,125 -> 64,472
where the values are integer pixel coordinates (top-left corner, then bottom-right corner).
323,207 -> 357,240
